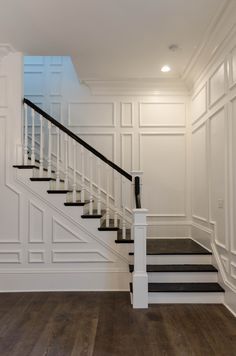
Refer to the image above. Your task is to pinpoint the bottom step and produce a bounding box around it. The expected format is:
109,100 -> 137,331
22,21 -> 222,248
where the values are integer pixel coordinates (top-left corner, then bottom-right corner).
130,282 -> 224,304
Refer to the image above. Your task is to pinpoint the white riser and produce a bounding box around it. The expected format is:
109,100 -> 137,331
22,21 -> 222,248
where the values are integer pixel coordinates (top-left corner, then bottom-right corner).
148,272 -> 218,283
148,292 -> 224,304
146,254 -> 212,265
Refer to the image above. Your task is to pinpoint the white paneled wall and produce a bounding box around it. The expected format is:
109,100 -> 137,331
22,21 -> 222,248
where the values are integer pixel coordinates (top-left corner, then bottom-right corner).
24,56 -> 191,237
191,32 -> 236,314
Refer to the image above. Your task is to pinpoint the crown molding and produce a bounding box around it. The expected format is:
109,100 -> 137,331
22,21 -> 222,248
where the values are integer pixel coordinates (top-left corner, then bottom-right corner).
81,78 -> 188,96
182,0 -> 236,89
0,44 -> 15,61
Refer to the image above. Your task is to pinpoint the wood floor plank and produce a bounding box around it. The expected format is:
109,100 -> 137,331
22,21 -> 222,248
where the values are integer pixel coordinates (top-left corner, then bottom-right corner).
0,292 -> 234,356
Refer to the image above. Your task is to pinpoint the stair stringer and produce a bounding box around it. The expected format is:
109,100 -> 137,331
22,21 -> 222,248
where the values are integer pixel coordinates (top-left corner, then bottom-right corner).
0,168 -> 131,292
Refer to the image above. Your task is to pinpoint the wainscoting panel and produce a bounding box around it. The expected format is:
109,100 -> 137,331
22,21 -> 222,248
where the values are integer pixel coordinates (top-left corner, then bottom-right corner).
192,84 -> 207,124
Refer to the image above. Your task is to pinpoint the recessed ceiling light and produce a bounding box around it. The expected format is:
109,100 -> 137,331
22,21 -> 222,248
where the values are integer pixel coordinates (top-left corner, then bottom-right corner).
161,65 -> 171,73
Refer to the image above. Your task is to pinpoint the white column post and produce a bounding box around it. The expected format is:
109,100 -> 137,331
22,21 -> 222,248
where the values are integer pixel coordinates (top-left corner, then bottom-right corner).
47,122 -> 52,177
31,108 -> 35,165
39,115 -> 44,177
132,208 -> 148,309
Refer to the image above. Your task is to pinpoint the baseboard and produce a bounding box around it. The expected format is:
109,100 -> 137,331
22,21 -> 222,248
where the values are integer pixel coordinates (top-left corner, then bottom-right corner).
0,270 -> 131,292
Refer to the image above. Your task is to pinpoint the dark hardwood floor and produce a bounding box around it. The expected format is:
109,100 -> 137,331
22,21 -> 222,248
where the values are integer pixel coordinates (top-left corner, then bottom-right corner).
0,292 -> 235,356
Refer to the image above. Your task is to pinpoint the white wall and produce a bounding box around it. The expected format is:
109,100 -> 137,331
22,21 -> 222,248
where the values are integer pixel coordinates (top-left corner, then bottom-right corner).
191,28 -> 236,314
24,56 -> 191,237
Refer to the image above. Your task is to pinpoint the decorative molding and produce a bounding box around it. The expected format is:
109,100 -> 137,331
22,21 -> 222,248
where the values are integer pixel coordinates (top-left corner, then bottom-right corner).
192,83 -> 207,125
220,254 -> 230,273
68,102 -> 115,127
82,78 -> 188,96
208,61 -> 226,108
28,251 -> 45,263
52,217 -> 87,243
231,262 -> 236,279
0,251 -> 21,264
192,215 -> 208,223
120,133 -> 134,172
52,250 -> 114,263
139,102 -> 186,128
28,201 -> 44,243
120,102 -> 133,127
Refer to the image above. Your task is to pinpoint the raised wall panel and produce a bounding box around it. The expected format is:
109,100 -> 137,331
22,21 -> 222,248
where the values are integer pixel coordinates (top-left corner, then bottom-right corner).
50,72 -> 62,96
121,134 -> 133,172
230,46 -> 236,87
28,251 -> 45,263
140,133 -> 186,216
24,72 -> 44,96
139,102 -> 185,127
121,103 -> 133,127
209,108 -> 227,249
24,56 -> 44,66
52,250 -> 112,263
0,251 -> 21,263
209,63 -> 225,107
50,57 -> 62,66
50,102 -> 62,122
231,262 -> 236,279
221,255 -> 230,273
0,76 -> 7,107
28,201 -> 44,243
231,98 -> 236,254
52,218 -> 86,243
78,133 -> 114,161
192,85 -> 207,124
68,102 -> 115,127
192,124 -> 208,221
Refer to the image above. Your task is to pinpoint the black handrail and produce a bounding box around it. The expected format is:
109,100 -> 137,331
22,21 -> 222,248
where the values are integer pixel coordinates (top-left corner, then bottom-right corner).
134,176 -> 141,209
23,98 -> 132,181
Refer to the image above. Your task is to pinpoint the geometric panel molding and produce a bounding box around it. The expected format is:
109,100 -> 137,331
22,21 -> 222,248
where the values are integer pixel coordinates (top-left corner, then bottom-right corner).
0,76 -> 7,107
68,102 -> 115,127
139,102 -> 186,127
192,84 -> 207,124
52,218 -> 87,243
0,251 -> 21,263
231,262 -> 236,279
121,102 -> 133,127
52,250 -> 113,263
221,255 -> 230,274
209,62 -> 225,107
28,201 -> 44,243
28,251 -> 45,263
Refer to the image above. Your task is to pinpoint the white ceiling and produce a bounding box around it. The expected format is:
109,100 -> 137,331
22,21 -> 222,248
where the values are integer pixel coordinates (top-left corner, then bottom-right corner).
0,0 -> 227,81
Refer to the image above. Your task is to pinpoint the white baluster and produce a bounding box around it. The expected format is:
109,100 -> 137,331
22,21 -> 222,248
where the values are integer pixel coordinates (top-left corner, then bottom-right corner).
122,176 -> 126,239
31,108 -> 35,165
114,171 -> 118,227
97,158 -> 101,215
64,133 -> 69,190
24,103 -> 28,165
105,165 -> 110,227
80,146 -> 85,203
47,122 -> 52,177
89,153 -> 93,215
72,140 -> 77,202
56,127 -> 60,189
39,115 -> 44,177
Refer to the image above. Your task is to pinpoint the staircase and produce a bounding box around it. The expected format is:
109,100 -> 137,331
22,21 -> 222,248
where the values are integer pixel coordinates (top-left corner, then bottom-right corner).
129,238 -> 224,304
13,98 -> 225,308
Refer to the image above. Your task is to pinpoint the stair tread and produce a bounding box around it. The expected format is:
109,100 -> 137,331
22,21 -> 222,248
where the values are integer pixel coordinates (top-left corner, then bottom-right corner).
64,201 -> 89,206
146,238 -> 211,255
82,214 -> 103,219
13,165 -> 37,169
115,239 -> 134,243
148,282 -> 224,293
47,190 -> 71,194
129,264 -> 218,273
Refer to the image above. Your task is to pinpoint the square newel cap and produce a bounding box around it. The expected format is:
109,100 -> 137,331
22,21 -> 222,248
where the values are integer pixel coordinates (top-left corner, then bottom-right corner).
131,171 -> 143,178
133,208 -> 148,225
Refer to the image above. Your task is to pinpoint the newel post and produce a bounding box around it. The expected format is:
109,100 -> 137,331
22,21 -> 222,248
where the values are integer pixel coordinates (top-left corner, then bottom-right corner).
132,208 -> 148,308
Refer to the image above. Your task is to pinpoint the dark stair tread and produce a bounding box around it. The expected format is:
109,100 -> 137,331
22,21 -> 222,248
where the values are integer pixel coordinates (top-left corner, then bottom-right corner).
82,214 -> 103,219
148,283 -> 224,293
115,239 -> 134,243
64,200 -> 90,206
146,238 -> 212,255
30,177 -> 65,182
13,165 -> 37,169
47,190 -> 71,194
98,219 -> 120,231
129,264 -> 218,273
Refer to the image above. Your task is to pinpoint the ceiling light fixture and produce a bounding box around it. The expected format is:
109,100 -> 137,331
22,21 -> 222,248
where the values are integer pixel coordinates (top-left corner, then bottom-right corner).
161,65 -> 171,73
